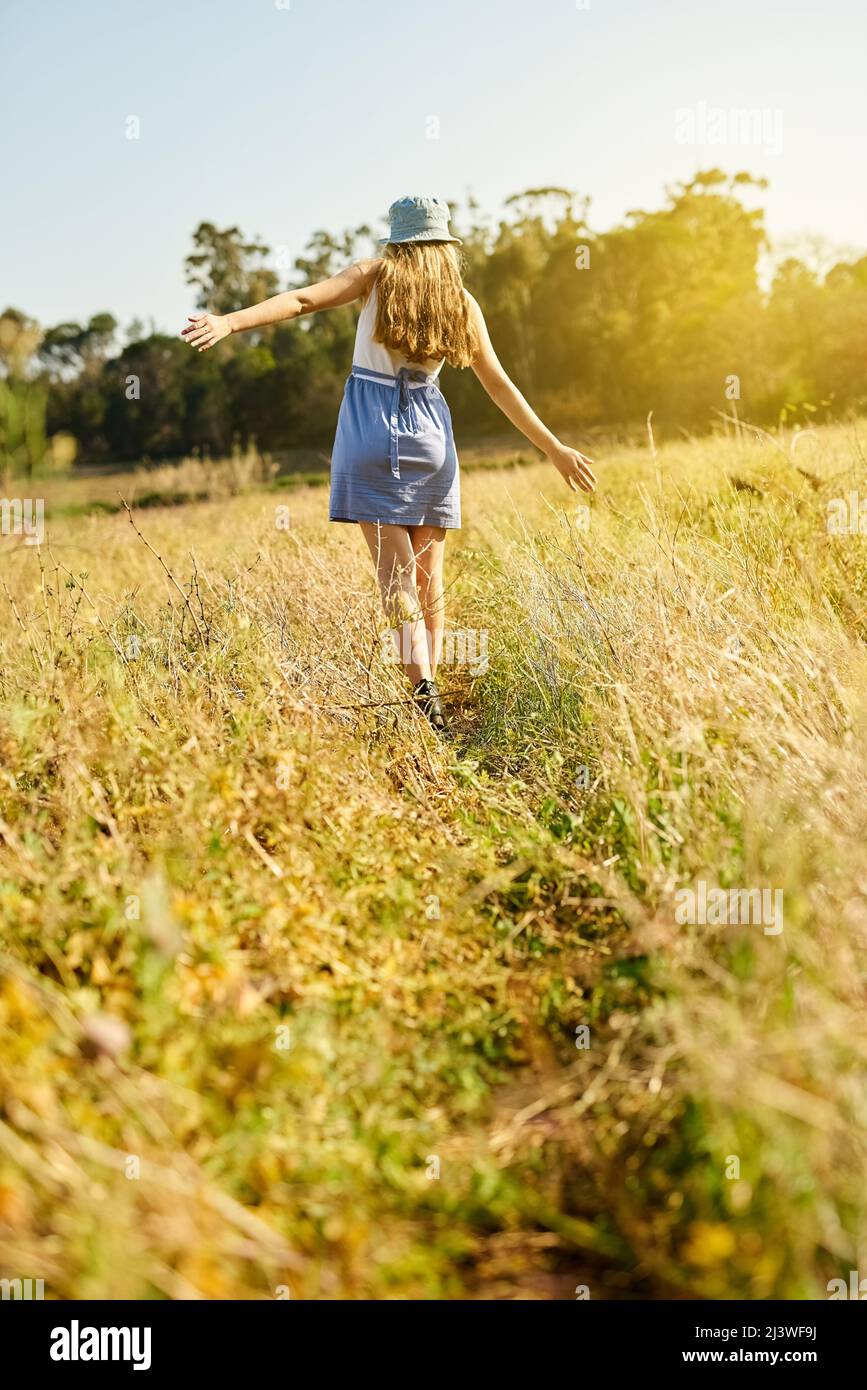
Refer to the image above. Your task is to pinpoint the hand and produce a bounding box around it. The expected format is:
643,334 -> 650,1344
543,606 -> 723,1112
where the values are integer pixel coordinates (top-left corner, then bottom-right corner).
548,443 -> 596,493
181,313 -> 231,353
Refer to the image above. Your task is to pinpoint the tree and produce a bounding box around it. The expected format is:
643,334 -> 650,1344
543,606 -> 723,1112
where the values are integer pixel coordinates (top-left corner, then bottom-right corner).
0,308 -> 42,378
0,309 -> 47,481
185,223 -> 280,315
18,175 -> 867,465
40,314 -> 118,380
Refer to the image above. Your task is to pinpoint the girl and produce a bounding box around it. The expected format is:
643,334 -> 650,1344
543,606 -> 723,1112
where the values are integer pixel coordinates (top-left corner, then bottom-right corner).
182,195 -> 596,731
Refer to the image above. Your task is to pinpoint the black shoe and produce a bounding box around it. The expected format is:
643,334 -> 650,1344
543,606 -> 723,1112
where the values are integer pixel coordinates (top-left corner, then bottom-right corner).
413,678 -> 446,732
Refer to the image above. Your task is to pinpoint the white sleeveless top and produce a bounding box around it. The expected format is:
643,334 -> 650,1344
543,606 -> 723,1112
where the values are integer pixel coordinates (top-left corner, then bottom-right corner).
353,285 -> 444,380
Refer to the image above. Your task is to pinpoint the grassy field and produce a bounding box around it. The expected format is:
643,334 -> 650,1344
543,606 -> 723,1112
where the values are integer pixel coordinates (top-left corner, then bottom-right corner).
2,419 -> 867,1300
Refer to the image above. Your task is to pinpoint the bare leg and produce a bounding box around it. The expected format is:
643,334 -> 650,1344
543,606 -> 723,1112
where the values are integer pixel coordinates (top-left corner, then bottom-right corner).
359,521 -> 431,685
409,525 -> 447,678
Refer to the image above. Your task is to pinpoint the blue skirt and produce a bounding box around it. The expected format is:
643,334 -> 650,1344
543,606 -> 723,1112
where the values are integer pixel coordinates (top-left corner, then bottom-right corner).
329,366 -> 461,529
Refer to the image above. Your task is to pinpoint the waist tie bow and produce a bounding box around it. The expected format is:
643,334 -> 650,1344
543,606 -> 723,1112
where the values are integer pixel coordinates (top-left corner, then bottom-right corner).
387,367 -> 434,480
348,365 -> 437,481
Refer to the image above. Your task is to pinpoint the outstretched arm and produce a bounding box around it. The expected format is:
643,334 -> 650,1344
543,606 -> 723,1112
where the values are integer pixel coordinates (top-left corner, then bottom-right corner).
467,293 -> 596,494
182,259 -> 381,352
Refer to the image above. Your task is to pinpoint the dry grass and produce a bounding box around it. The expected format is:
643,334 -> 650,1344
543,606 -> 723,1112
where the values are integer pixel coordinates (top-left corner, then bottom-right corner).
1,418 -> 866,1299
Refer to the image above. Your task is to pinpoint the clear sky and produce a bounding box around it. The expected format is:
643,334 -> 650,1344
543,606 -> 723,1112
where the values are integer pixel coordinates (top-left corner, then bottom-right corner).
3,0 -> 865,334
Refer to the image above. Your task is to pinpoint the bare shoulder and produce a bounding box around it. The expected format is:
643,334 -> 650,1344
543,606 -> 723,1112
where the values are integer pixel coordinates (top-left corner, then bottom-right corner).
355,257 -> 384,282
351,257 -> 383,299
464,291 -> 489,339
297,258 -> 382,313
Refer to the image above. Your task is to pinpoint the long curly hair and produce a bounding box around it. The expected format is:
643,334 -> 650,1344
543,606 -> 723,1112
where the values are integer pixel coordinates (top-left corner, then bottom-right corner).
373,242 -> 478,368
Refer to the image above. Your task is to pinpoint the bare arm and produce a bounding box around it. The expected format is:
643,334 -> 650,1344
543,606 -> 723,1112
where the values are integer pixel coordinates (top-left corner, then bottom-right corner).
181,259 -> 381,352
467,293 -> 596,494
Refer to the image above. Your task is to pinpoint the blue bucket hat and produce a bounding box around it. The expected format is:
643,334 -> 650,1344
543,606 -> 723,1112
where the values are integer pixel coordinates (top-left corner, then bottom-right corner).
379,195 -> 462,245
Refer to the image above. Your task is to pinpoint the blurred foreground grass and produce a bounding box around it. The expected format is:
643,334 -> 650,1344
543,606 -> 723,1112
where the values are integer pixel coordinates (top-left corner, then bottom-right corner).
1,420 -> 866,1299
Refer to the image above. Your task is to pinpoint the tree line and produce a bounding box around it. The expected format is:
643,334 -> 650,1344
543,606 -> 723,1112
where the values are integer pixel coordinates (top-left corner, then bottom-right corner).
2,170 -> 866,474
